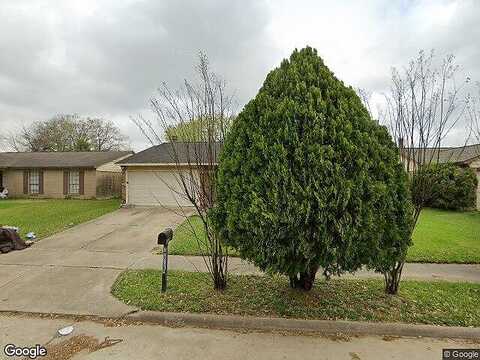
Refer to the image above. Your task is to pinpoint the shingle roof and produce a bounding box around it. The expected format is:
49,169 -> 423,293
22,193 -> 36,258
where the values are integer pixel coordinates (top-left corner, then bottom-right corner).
118,142 -> 222,165
121,142 -> 480,167
405,144 -> 480,165
0,151 -> 133,169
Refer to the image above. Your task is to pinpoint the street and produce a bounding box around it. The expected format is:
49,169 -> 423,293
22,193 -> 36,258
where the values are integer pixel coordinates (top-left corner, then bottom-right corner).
0,314 -> 476,360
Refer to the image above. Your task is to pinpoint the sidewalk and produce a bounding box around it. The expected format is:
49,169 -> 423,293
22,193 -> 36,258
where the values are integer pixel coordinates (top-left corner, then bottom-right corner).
139,254 -> 480,283
2,247 -> 480,283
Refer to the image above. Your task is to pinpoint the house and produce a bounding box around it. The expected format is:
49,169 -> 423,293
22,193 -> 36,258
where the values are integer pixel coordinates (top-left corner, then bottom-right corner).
402,144 -> 480,210
0,151 -> 133,199
117,142 -> 220,207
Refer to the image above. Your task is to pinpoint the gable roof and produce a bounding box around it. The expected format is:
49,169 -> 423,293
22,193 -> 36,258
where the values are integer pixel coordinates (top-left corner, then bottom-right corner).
0,151 -> 133,169
118,142 -> 222,165
405,144 -> 480,165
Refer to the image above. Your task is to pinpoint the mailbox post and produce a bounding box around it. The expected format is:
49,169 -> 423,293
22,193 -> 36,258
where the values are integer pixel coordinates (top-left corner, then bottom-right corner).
157,228 -> 173,293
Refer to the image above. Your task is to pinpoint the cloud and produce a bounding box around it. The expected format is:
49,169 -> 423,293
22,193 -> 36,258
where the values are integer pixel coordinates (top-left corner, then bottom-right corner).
0,0 -> 276,149
0,0 -> 478,150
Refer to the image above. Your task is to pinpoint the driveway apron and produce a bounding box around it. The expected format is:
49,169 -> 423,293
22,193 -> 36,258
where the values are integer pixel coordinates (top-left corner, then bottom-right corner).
0,207 -> 187,317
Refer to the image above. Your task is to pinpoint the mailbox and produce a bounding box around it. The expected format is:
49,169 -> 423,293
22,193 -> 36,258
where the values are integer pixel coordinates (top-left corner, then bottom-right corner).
158,228 -> 173,245
158,228 -> 174,293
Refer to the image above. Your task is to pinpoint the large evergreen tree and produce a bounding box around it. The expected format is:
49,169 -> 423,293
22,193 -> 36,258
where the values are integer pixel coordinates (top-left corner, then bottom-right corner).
213,47 -> 412,291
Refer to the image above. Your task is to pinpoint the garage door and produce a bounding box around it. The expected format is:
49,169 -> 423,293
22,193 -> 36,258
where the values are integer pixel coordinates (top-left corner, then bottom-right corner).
127,170 -> 192,207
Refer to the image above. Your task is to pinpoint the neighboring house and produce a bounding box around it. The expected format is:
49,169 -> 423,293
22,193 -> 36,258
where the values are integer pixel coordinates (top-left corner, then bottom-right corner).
117,142 -> 220,207
402,144 -> 480,210
0,151 -> 133,199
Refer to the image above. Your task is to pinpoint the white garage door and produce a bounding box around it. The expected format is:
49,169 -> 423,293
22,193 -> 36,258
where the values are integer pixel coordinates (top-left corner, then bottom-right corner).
127,170 -> 192,207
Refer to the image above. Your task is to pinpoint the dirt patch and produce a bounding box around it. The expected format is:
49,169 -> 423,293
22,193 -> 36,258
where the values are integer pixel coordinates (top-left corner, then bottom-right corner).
349,352 -> 361,360
382,335 -> 401,342
326,333 -> 352,342
32,334 -> 123,360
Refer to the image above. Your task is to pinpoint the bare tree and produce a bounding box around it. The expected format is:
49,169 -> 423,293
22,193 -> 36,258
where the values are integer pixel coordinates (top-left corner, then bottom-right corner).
133,53 -> 234,290
468,83 -> 480,143
18,114 -> 80,151
380,50 -> 470,293
357,87 -> 374,120
6,114 -> 128,152
83,118 -> 128,151
0,134 -> 8,151
0,131 -> 21,151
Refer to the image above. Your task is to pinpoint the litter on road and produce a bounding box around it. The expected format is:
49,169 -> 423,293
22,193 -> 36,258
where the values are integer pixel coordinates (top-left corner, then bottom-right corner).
58,325 -> 74,336
0,226 -> 33,253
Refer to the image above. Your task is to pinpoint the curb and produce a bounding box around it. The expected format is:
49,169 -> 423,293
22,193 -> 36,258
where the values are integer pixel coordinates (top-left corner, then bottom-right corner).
126,311 -> 480,340
2,310 -> 479,340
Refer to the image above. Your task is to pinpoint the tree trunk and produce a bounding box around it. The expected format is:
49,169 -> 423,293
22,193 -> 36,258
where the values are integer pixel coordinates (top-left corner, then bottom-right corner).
213,263 -> 227,290
211,250 -> 228,291
214,276 -> 227,290
384,261 -> 404,295
289,266 -> 319,291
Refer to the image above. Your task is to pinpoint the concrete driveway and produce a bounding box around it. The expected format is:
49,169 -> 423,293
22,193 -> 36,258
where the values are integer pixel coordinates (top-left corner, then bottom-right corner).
0,207 -> 188,317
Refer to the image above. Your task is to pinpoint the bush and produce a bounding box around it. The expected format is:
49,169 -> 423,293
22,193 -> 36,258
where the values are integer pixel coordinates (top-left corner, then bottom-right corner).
415,164 -> 477,210
213,47 -> 413,291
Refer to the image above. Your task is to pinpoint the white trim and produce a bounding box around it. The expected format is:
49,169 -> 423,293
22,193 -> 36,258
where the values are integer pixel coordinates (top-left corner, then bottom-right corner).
125,169 -> 129,205
95,153 -> 135,169
118,162 -> 218,167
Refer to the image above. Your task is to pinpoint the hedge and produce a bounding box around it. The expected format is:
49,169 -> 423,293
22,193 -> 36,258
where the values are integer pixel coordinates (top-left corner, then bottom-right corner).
420,163 -> 477,210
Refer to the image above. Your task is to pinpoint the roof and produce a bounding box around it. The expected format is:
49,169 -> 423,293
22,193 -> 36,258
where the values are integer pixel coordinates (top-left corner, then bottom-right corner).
404,144 -> 480,165
118,142 -> 222,165
0,151 -> 133,169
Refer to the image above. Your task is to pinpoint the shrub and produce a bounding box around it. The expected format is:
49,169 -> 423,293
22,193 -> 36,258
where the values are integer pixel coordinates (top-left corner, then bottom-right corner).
213,47 -> 413,292
415,164 -> 477,210
368,162 -> 414,294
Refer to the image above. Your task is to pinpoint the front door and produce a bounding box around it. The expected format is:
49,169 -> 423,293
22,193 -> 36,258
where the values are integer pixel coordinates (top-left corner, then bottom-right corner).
0,171 -> 3,190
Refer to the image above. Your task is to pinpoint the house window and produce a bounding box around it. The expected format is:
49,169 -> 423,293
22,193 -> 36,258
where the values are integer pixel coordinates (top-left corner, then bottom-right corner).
69,171 -> 80,194
29,170 -> 40,194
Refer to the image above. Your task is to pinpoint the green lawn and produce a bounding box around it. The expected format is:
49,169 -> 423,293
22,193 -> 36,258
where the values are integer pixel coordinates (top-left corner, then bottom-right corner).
112,270 -> 480,327
168,209 -> 480,263
0,199 -> 121,239
168,215 -> 238,256
168,215 -> 206,255
407,208 -> 480,264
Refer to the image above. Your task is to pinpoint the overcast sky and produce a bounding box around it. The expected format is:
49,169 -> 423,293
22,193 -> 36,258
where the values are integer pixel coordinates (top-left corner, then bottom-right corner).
0,0 -> 479,151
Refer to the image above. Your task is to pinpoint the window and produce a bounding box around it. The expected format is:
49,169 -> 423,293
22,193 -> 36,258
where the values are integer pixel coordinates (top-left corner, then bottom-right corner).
69,171 -> 80,194
29,170 -> 40,194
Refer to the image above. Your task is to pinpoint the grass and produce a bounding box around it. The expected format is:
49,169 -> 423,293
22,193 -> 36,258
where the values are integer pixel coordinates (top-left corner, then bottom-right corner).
112,270 -> 480,327
407,208 -> 480,264
168,215 -> 205,255
0,199 -> 121,239
168,209 -> 480,263
168,215 -> 238,256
